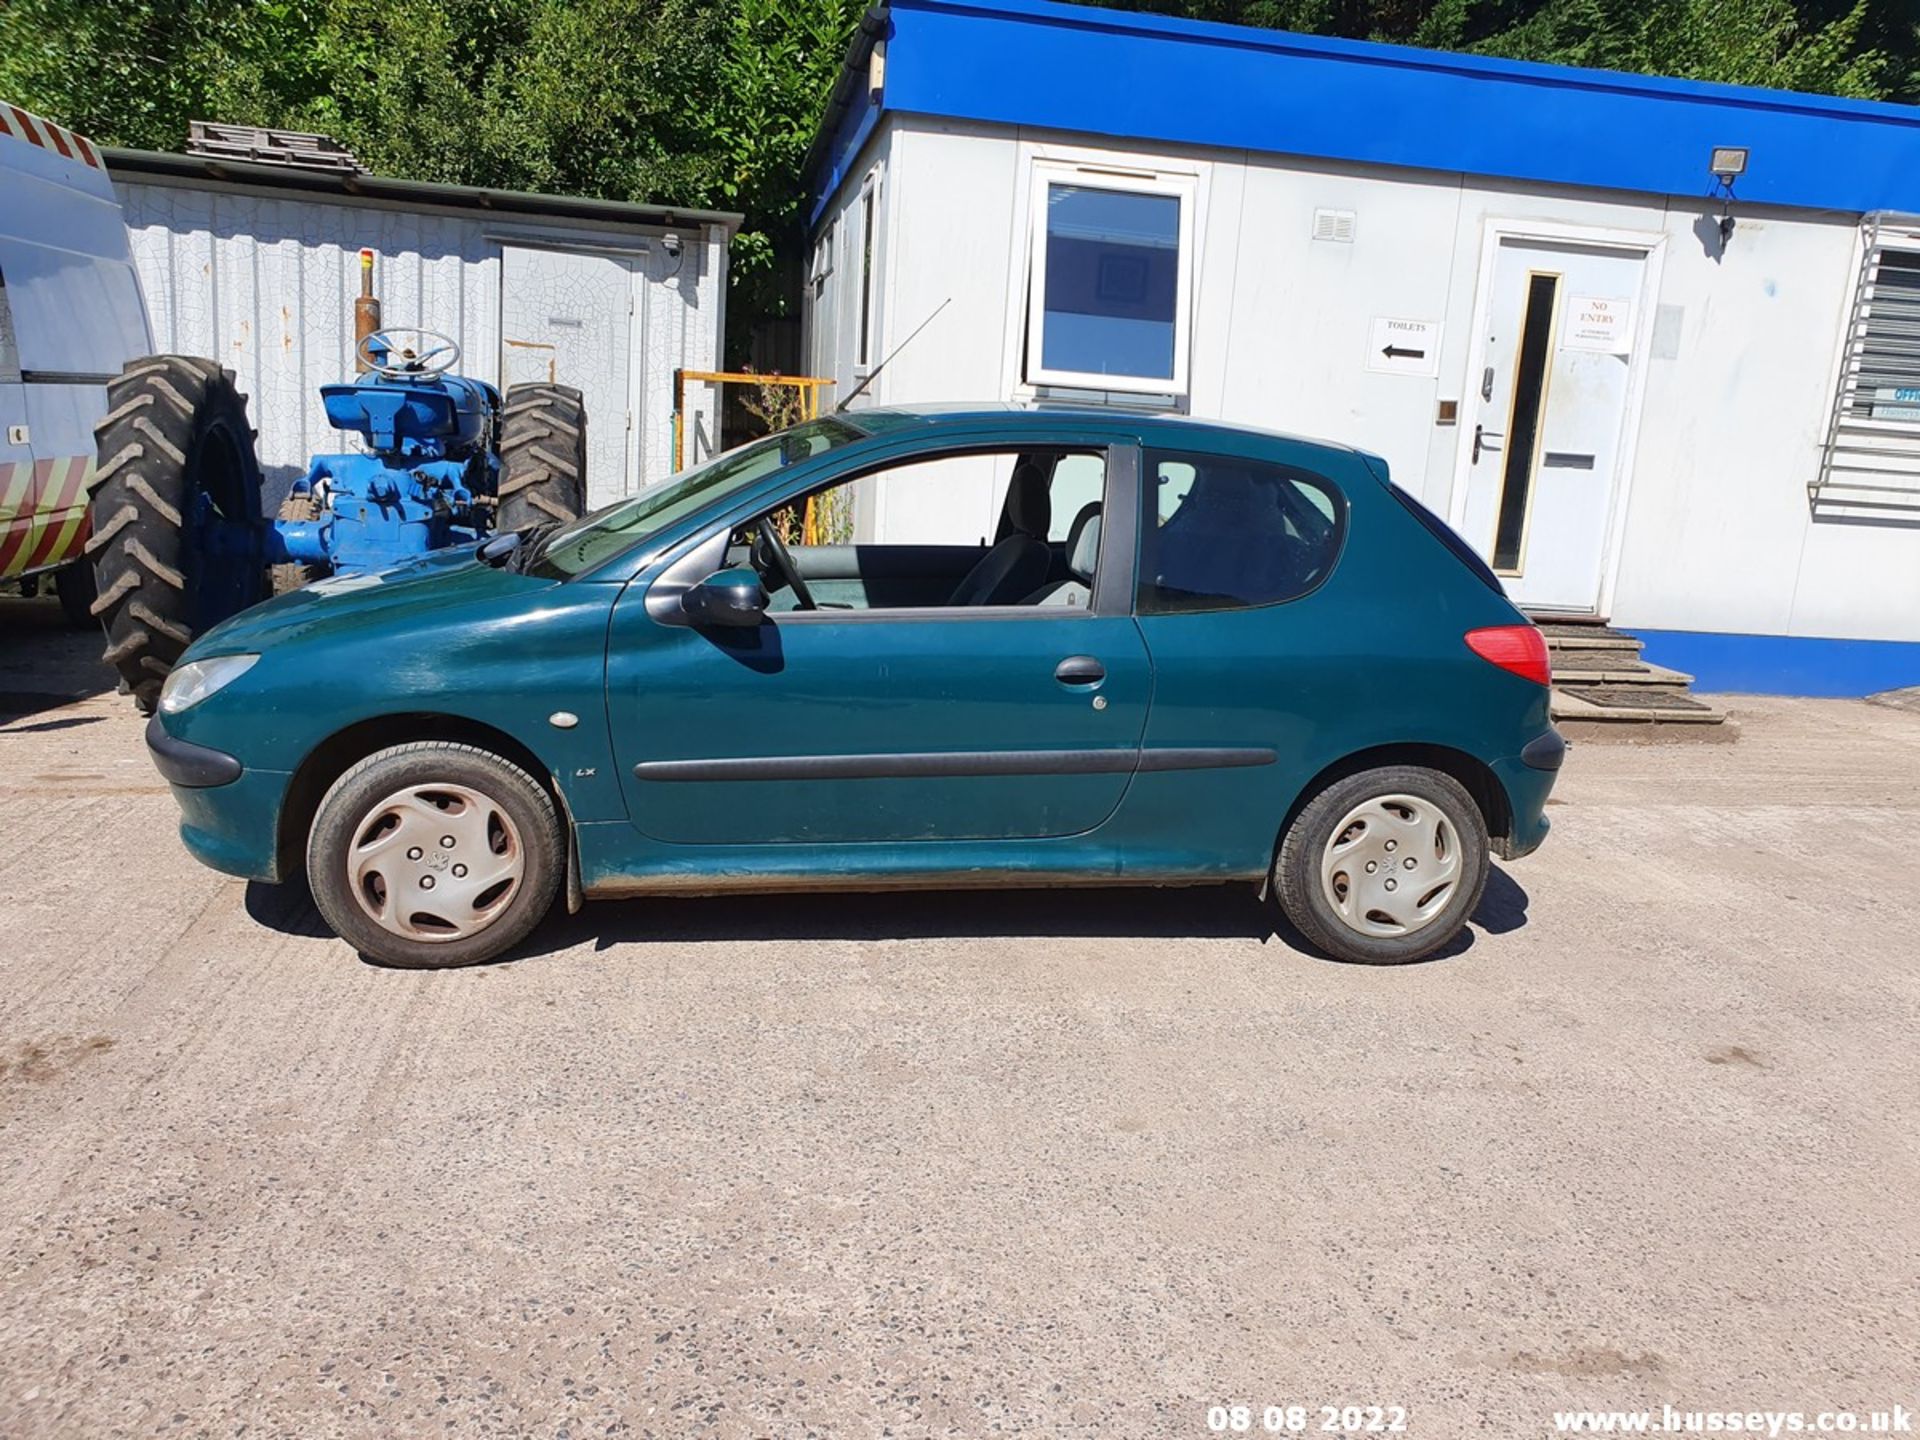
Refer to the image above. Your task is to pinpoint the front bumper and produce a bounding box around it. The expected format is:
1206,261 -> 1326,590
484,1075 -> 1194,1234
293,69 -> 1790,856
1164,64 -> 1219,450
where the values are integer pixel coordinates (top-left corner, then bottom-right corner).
145,715 -> 242,787
146,717 -> 289,882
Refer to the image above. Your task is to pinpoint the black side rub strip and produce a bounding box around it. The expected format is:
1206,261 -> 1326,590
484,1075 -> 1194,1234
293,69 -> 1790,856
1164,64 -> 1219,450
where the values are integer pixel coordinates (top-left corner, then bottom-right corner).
634,747 -> 1276,783
146,716 -> 243,788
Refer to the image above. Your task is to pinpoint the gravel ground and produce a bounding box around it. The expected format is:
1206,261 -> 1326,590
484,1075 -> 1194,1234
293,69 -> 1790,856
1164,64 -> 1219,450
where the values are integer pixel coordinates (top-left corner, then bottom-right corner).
1,594 -> 1916,1439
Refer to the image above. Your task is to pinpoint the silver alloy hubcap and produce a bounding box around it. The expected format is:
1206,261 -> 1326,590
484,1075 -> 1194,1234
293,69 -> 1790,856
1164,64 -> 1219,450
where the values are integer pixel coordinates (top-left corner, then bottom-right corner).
346,782 -> 524,942
1319,792 -> 1461,938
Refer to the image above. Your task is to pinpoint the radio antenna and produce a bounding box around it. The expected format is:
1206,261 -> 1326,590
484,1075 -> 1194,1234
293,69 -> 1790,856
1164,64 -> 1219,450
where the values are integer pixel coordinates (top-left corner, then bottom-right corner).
835,297 -> 950,413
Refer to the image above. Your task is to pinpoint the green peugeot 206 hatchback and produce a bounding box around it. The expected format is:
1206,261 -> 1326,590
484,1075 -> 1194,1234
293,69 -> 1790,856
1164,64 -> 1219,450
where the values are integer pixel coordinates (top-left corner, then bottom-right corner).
144,406 -> 1562,969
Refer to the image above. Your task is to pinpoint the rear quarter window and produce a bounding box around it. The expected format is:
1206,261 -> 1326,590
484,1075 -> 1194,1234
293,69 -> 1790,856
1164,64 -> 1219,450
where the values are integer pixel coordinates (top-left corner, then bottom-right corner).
1138,450 -> 1345,613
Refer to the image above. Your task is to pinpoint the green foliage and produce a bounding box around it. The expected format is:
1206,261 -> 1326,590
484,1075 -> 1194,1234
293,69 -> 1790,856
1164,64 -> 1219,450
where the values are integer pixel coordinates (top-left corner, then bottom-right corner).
1473,0 -> 1890,97
0,0 -> 1909,359
0,0 -> 857,345
1106,0 -> 1904,94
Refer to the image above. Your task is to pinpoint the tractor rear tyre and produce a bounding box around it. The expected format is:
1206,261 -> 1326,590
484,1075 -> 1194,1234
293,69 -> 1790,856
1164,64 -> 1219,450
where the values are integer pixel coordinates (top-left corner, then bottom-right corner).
497,384 -> 587,531
88,357 -> 267,713
54,560 -> 97,629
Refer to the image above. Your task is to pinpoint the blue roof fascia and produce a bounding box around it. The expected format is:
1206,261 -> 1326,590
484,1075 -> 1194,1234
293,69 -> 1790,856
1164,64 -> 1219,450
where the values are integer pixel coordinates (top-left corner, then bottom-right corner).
820,0 -> 1920,219
807,71 -> 884,230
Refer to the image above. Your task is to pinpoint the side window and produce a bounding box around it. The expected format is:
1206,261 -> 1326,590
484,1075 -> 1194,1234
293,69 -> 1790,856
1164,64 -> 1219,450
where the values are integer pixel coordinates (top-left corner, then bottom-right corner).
1139,450 -> 1344,613
1045,453 -> 1105,542
855,175 -> 879,369
741,447 -> 1108,613
0,267 -> 20,385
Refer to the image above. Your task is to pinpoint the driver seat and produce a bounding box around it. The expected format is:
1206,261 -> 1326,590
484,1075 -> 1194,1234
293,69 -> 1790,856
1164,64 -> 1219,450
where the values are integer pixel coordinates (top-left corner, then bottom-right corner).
946,460 -> 1052,606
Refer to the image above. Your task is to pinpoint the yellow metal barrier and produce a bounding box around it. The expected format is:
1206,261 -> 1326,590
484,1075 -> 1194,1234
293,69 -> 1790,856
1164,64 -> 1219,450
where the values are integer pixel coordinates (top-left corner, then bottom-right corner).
671,368 -> 835,473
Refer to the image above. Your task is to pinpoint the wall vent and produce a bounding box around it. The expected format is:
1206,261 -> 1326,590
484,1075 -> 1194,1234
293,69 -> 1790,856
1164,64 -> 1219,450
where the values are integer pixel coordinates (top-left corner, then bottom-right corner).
1312,208 -> 1356,243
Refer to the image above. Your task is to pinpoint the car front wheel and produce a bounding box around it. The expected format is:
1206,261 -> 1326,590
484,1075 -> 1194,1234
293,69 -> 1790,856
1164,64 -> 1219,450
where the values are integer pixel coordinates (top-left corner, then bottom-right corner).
1274,764 -> 1490,964
307,742 -> 563,968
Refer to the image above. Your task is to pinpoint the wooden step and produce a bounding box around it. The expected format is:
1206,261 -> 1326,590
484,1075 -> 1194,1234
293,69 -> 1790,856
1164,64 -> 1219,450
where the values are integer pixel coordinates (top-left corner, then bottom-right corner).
1544,631 -> 1644,653
1551,686 -> 1728,725
1551,660 -> 1696,687
1529,616 -> 1733,739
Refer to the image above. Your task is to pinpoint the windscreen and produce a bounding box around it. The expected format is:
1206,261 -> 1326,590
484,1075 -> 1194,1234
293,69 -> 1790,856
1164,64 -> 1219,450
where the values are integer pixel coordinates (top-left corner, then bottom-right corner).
526,418 -> 864,579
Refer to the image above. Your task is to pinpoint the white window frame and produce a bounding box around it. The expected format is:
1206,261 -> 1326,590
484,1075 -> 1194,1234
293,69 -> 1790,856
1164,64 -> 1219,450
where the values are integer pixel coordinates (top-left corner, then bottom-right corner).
810,218 -> 836,289
854,170 -> 881,371
1023,161 -> 1196,397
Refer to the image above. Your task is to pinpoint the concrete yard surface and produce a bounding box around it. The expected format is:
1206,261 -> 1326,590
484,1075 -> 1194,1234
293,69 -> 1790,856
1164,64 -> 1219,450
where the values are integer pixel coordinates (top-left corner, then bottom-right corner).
1,596 -> 1916,1438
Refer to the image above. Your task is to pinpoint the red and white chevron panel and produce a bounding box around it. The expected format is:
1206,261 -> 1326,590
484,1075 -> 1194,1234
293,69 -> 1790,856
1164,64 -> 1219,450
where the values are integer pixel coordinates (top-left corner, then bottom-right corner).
0,457 -> 95,579
0,102 -> 100,168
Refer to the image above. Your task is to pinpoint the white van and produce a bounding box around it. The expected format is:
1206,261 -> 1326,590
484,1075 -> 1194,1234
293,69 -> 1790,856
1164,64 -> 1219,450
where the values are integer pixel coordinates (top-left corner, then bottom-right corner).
0,102 -> 152,619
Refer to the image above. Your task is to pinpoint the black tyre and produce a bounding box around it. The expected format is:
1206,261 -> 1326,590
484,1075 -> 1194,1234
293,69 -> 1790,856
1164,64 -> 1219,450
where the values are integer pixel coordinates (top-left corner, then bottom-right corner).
1274,764 -> 1490,965
88,356 -> 266,712
269,490 -> 326,595
53,559 -> 97,629
496,383 -> 587,530
306,741 -> 564,969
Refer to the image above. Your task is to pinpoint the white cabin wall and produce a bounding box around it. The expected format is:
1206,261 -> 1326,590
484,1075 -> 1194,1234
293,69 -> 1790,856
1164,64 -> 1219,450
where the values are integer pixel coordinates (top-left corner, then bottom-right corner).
807,116 -> 1920,645
1606,209 -> 1861,636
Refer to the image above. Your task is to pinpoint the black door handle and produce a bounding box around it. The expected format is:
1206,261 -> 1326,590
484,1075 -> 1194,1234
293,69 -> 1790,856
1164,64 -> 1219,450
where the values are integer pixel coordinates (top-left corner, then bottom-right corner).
1054,655 -> 1105,685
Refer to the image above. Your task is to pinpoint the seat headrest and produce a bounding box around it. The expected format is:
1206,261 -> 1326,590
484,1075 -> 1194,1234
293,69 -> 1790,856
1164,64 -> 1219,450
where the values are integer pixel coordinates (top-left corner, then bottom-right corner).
1063,501 -> 1102,582
1069,509 -> 1102,582
1004,459 -> 1052,537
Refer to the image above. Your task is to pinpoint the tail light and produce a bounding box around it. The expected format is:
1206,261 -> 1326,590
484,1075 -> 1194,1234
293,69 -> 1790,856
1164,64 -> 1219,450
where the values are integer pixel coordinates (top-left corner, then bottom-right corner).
1465,624 -> 1551,686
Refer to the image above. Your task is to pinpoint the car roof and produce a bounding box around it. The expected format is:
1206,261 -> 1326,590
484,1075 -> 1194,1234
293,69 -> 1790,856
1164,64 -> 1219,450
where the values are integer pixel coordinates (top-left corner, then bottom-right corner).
843,403 -> 1366,459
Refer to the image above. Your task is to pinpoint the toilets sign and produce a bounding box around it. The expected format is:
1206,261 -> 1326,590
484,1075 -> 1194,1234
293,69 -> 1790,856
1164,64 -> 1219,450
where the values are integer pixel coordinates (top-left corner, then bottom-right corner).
1367,317 -> 1442,376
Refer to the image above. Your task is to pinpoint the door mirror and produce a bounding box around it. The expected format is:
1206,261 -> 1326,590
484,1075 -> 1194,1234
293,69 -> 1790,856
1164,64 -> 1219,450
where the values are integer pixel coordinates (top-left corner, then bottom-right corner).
681,567 -> 769,628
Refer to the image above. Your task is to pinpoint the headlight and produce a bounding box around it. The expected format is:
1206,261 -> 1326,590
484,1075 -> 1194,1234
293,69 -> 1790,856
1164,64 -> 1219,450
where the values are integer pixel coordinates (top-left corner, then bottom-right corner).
158,654 -> 260,715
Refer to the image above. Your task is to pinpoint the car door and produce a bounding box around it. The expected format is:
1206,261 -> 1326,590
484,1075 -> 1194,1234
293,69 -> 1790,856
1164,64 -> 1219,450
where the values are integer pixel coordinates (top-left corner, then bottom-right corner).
605,434 -> 1151,847
1122,439 -> 1360,861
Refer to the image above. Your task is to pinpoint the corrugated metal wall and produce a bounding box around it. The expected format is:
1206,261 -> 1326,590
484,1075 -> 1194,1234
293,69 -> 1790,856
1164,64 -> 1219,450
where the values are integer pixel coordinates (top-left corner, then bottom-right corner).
116,179 -> 724,506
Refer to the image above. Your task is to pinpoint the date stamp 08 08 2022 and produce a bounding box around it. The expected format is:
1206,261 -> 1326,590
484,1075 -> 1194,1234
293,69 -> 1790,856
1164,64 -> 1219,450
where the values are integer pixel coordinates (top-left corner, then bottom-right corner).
1206,1404 -> 1410,1434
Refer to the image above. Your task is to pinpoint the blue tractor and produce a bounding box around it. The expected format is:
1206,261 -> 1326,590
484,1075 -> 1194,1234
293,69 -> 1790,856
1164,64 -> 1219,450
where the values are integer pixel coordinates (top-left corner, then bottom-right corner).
87,329 -> 587,710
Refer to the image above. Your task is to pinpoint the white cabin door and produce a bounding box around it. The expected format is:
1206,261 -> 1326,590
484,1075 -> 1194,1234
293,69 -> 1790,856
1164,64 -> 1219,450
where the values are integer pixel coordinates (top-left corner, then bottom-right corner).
499,245 -> 635,507
1459,238 -> 1647,613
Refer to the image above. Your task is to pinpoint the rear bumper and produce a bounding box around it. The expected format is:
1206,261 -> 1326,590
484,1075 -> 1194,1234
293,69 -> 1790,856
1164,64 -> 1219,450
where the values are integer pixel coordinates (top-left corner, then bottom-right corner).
1493,728 -> 1564,860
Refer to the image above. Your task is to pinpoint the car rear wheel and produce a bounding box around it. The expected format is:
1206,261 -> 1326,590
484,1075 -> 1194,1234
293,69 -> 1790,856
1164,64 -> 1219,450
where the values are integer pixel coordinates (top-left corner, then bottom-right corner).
1274,764 -> 1489,964
307,742 -> 563,968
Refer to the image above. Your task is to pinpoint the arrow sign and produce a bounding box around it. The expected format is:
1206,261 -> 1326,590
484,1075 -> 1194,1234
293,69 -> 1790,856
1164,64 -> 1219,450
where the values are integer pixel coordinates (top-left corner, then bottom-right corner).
1368,317 -> 1442,376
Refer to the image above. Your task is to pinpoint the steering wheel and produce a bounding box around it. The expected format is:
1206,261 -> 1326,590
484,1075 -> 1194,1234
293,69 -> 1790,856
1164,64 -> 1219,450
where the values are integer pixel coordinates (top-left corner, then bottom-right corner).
357,327 -> 461,379
753,524 -> 817,610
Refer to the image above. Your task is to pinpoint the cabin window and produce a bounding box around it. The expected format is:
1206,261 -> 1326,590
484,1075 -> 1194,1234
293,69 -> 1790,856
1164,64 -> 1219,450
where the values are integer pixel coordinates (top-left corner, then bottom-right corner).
1024,165 -> 1194,397
856,175 -> 879,369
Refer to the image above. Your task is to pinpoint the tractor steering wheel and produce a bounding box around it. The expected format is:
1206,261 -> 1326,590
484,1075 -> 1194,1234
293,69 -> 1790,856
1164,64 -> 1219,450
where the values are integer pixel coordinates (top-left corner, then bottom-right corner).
358,327 -> 462,379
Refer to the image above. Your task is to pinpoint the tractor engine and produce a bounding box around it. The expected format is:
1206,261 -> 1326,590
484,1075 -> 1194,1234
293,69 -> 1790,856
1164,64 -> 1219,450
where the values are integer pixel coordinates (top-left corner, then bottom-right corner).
275,366 -> 501,576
